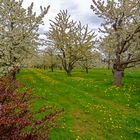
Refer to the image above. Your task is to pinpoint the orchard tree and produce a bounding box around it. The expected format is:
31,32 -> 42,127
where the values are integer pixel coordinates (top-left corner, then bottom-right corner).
0,0 -> 50,79
78,50 -> 98,73
21,49 -> 38,68
91,0 -> 140,86
78,51 -> 93,74
47,10 -> 95,76
24,50 -> 44,68
43,45 -> 58,72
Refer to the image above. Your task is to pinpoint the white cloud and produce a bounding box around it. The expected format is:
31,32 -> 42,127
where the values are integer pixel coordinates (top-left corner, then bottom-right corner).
22,0 -> 102,35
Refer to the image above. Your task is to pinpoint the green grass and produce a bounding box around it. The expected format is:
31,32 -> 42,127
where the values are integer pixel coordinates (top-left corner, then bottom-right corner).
17,68 -> 140,140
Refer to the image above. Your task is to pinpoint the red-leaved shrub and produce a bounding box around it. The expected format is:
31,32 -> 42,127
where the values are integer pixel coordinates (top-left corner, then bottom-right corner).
0,77 -> 63,140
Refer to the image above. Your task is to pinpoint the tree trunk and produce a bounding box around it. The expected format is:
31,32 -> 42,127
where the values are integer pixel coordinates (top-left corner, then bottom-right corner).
43,65 -> 46,70
112,69 -> 124,86
66,66 -> 73,76
12,72 -> 16,81
9,66 -> 19,81
66,69 -> 72,76
59,67 -> 62,70
85,67 -> 88,73
9,69 -> 16,81
62,61 -> 73,76
17,68 -> 20,73
50,65 -> 54,72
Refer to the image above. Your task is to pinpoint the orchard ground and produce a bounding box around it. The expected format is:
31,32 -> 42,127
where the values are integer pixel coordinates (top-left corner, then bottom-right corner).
17,68 -> 140,140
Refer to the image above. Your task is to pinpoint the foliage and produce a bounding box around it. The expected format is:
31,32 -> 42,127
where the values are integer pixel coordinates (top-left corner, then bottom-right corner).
99,35 -> 115,69
47,10 -> 95,76
77,50 -> 100,73
43,46 -> 59,71
0,0 -> 50,76
0,76 -> 63,139
91,0 -> 140,86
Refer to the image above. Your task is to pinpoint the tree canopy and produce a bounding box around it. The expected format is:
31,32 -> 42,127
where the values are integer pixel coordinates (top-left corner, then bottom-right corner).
0,0 -> 50,76
91,0 -> 140,86
47,10 -> 95,76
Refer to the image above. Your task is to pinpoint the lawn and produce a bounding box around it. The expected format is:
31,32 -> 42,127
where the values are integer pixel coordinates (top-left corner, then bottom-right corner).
17,68 -> 140,140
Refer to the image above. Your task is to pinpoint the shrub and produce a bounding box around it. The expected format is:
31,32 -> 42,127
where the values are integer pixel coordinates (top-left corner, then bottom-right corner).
0,76 -> 63,140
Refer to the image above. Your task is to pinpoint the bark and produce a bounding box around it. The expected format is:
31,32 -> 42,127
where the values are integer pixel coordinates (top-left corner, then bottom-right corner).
85,67 -> 88,73
50,65 -> 54,72
9,69 -> 16,81
112,69 -> 124,86
17,68 -> 20,73
66,70 -> 72,76
61,60 -> 73,76
10,66 -> 20,81
65,66 -> 72,76
11,72 -> 16,81
43,65 -> 46,70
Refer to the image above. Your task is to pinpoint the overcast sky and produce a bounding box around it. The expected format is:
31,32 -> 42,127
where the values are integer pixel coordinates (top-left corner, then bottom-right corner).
22,0 -> 102,37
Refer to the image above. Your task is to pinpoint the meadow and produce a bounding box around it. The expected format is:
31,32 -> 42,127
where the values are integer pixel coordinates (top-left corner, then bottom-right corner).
17,68 -> 140,140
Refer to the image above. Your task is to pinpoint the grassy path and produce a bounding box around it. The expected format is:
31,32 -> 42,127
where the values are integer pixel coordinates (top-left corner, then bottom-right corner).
17,68 -> 140,140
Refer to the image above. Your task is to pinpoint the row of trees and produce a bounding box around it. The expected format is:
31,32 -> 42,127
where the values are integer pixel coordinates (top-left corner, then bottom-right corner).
0,0 -> 140,86
24,10 -> 99,75
0,0 -> 140,138
91,0 -> 140,86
